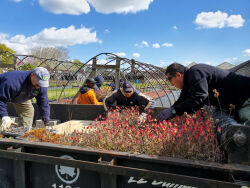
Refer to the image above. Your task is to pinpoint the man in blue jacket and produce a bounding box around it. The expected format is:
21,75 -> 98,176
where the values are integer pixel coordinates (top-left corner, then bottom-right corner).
0,67 -> 50,131
156,63 -> 250,125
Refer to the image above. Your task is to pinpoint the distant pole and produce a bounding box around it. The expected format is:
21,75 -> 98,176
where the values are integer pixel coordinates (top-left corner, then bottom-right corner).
115,57 -> 121,90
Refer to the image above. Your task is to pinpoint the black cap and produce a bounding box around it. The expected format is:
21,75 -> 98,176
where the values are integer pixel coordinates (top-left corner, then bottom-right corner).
86,78 -> 96,84
122,81 -> 134,92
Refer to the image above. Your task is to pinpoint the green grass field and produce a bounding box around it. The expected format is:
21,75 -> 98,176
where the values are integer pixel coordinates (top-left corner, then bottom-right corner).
47,88 -> 79,101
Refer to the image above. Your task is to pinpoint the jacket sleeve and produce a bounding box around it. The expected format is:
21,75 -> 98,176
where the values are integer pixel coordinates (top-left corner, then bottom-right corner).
89,90 -> 103,105
137,92 -> 155,112
173,70 -> 208,115
0,99 -> 8,118
35,87 -> 50,123
103,90 -> 117,111
0,79 -> 15,118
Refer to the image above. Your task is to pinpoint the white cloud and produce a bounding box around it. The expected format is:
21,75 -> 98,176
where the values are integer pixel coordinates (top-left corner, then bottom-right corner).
162,43 -> 173,47
195,11 -> 245,28
142,40 -> 149,47
224,57 -> 239,63
13,0 -> 22,2
104,29 -> 110,33
135,40 -> 149,48
116,52 -> 126,57
88,0 -> 154,14
243,49 -> 250,56
133,53 -> 140,58
39,0 -> 90,15
39,0 -> 153,15
152,43 -> 160,48
160,60 -> 167,67
98,59 -> 107,64
226,15 -> 245,28
173,25 -> 178,30
0,33 -> 9,41
0,25 -> 100,54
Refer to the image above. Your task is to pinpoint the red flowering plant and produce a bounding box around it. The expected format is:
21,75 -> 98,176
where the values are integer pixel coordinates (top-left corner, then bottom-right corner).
77,107 -> 224,162
22,106 -> 223,162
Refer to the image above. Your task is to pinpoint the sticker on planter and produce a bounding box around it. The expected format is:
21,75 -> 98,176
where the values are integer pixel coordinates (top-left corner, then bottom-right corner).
128,177 -> 197,187
55,155 -> 80,184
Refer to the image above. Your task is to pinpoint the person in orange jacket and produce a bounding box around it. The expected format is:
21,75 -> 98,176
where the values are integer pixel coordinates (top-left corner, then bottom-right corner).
77,78 -> 103,105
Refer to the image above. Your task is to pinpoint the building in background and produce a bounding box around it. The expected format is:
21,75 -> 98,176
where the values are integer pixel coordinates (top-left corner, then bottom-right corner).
230,60 -> 250,77
216,62 -> 235,70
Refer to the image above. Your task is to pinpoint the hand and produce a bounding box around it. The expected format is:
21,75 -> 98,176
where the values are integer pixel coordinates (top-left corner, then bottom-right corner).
156,107 -> 173,122
1,116 -> 15,131
139,113 -> 147,123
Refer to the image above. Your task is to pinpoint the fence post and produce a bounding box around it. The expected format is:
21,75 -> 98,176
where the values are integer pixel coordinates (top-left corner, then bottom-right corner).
115,58 -> 121,90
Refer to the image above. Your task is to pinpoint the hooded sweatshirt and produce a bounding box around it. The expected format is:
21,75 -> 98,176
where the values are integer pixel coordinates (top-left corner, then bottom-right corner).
77,85 -> 103,105
93,76 -> 104,90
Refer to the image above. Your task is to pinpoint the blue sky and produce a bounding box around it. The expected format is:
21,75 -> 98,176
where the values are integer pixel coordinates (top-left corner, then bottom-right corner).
0,0 -> 249,67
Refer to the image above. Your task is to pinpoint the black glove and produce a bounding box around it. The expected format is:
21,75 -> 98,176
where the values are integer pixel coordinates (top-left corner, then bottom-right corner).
156,107 -> 174,122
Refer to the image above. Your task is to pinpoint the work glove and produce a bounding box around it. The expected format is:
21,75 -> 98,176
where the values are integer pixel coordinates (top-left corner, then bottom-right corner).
1,116 -> 15,131
139,113 -> 147,123
156,107 -> 174,122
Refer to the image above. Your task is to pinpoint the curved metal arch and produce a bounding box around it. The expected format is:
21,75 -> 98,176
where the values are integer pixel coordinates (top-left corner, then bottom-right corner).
122,59 -> 173,106
136,61 -> 177,104
0,51 -> 178,106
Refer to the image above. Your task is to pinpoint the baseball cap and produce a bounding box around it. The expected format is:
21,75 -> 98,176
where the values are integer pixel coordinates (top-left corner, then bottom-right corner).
86,78 -> 96,84
33,67 -> 50,87
122,81 -> 134,93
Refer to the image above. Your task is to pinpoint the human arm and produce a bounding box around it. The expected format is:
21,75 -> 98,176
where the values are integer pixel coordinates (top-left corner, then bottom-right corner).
103,90 -> 118,111
137,92 -> 155,113
173,70 -> 208,115
156,107 -> 175,122
35,87 -> 50,124
0,78 -> 16,118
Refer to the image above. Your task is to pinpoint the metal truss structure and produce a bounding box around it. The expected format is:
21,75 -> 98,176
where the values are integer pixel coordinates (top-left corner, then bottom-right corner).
0,51 -> 179,106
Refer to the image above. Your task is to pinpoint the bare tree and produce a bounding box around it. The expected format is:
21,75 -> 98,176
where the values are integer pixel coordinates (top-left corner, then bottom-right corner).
29,47 -> 69,71
30,47 -> 69,61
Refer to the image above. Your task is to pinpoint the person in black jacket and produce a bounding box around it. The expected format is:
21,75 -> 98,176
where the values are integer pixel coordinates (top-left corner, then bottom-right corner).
103,81 -> 154,113
157,63 -> 250,125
